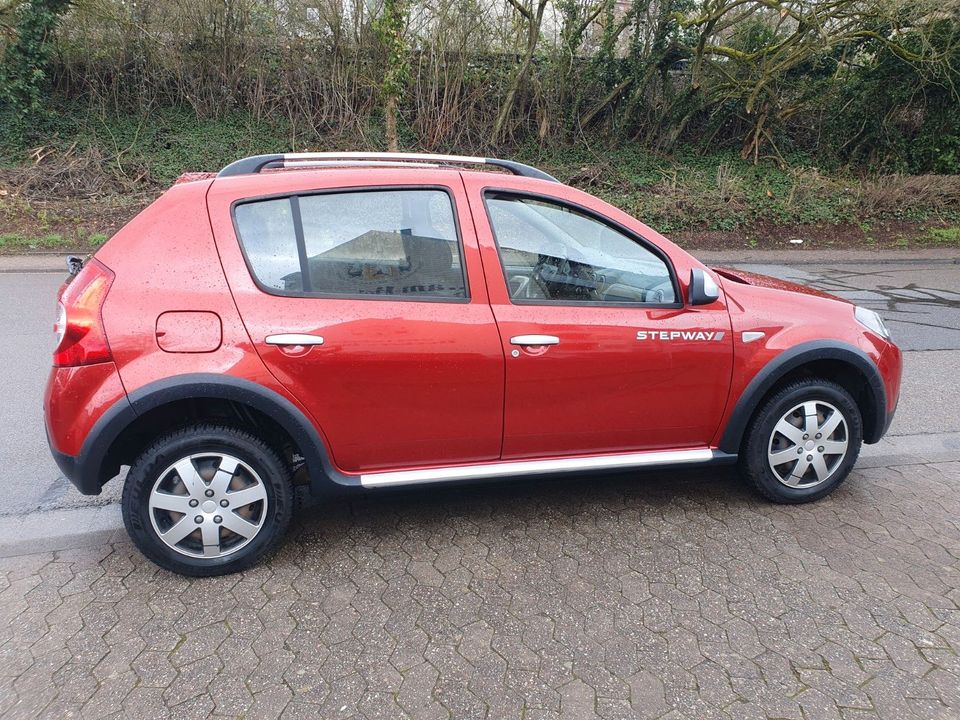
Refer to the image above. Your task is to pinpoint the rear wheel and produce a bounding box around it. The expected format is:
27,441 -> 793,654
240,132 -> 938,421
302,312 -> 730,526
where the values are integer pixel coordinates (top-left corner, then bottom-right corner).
122,424 -> 294,576
740,379 -> 863,503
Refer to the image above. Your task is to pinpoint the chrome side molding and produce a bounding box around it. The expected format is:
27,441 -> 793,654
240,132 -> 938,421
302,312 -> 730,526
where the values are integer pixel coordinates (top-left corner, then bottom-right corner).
359,448 -> 717,487
742,331 -> 765,344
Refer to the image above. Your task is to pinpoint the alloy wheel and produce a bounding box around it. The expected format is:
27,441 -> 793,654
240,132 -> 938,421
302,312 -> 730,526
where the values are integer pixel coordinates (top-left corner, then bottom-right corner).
767,400 -> 849,488
148,452 -> 268,558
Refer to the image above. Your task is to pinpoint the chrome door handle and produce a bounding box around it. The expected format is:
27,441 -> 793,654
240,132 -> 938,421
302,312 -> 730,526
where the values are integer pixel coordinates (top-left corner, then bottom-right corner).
510,334 -> 560,346
265,333 -> 325,346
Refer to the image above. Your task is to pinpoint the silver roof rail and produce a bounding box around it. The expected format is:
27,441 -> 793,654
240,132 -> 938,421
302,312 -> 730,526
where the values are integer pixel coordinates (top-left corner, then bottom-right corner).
217,152 -> 559,182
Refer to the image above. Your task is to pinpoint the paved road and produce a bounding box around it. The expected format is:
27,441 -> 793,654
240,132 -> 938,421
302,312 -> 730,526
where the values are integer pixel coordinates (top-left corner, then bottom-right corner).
731,261 -> 960,437
2,456 -> 959,719
1,257 -> 957,516
1,254 -> 960,719
0,271 -> 124,518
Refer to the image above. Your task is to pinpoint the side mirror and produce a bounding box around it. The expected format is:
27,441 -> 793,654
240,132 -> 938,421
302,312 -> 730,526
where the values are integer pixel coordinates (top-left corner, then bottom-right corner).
688,268 -> 720,305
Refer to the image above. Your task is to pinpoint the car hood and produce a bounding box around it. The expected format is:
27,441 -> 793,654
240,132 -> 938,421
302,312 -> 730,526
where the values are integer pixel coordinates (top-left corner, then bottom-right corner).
712,267 -> 850,304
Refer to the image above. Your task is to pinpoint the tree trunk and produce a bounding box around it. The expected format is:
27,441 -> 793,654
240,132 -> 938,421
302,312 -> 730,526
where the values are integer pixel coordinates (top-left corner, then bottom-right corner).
385,95 -> 399,152
490,53 -> 534,145
490,0 -> 548,146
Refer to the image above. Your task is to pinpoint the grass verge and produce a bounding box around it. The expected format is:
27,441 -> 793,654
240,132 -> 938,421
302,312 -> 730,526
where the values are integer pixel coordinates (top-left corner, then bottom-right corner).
0,232 -> 107,251
1,104 -> 959,250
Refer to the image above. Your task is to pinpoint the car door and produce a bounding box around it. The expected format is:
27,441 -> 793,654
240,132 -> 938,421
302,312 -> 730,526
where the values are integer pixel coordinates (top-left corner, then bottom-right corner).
208,171 -> 504,474
464,177 -> 733,460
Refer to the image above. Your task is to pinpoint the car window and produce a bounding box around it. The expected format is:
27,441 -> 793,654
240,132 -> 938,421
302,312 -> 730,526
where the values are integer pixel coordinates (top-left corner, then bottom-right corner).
233,198 -> 300,291
485,193 -> 676,305
235,189 -> 466,299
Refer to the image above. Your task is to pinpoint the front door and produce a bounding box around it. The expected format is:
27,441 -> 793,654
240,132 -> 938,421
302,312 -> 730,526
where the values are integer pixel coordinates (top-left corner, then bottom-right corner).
466,184 -> 733,459
209,176 -> 504,474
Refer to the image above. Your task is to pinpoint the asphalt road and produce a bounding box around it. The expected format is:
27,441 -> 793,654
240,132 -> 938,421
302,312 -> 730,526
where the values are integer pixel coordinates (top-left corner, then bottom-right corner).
0,257 -> 958,517
737,261 -> 960,437
2,253 -> 960,720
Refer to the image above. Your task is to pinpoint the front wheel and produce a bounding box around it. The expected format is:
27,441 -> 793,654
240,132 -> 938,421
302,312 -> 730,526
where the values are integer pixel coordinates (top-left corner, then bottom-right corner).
122,424 -> 294,576
740,379 -> 863,503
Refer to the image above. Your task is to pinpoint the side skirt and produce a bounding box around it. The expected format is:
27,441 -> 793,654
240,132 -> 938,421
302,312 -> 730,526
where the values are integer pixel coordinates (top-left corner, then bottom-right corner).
356,448 -> 735,489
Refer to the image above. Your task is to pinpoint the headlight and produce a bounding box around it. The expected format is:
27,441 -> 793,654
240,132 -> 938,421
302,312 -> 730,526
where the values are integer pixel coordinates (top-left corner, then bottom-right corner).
855,306 -> 890,339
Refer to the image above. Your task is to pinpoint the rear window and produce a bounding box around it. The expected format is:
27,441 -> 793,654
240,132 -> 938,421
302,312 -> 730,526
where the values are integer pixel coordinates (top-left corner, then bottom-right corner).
234,189 -> 467,299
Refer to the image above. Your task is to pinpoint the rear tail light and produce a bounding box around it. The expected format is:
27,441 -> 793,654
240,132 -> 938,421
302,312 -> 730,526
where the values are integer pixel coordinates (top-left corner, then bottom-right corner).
53,258 -> 115,367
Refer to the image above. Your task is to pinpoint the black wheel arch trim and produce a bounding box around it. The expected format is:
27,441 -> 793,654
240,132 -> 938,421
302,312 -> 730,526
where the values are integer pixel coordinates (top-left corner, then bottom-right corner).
68,373 -> 351,496
718,340 -> 888,454
63,349 -> 886,496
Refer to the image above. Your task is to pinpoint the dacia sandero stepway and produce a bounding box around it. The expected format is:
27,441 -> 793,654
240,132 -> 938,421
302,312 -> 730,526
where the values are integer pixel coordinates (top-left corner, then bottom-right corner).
44,152 -> 902,576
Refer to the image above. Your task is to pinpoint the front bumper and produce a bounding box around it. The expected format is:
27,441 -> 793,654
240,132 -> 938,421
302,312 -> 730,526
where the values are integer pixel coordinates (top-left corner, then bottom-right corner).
879,405 -> 898,440
874,341 -> 903,440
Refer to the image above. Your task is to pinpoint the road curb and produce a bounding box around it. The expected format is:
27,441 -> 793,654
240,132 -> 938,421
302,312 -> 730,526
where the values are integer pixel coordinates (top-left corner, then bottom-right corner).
0,505 -> 125,558
1,248 -> 958,273
696,249 -> 960,265
0,254 -> 74,273
859,431 -> 960,469
2,433 -> 958,557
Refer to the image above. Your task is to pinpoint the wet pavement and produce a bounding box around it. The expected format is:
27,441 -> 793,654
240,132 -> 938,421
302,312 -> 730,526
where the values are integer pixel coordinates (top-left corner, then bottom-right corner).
732,262 -> 960,352
1,456 -> 959,719
1,251 -> 958,719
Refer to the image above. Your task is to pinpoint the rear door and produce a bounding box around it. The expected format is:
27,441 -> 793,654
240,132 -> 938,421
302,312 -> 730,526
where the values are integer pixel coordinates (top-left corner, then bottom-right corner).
208,170 -> 504,474
465,177 -> 733,459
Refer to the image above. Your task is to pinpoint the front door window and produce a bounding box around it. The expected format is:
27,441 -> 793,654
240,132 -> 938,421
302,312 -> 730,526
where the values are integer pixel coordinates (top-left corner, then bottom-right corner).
485,193 -> 677,305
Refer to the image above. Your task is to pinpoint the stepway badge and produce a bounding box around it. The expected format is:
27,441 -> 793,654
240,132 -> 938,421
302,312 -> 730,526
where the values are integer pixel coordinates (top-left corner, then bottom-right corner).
636,330 -> 726,342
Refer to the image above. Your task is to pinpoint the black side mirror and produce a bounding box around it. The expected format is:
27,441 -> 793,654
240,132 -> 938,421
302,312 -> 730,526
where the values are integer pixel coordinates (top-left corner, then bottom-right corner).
689,268 -> 720,305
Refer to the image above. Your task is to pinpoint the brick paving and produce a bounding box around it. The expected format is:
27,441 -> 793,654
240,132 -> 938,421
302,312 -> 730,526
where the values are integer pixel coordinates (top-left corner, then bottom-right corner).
0,462 -> 958,719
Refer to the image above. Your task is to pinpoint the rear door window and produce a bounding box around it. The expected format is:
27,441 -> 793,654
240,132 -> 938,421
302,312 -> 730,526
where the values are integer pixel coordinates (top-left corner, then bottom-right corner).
234,189 -> 467,299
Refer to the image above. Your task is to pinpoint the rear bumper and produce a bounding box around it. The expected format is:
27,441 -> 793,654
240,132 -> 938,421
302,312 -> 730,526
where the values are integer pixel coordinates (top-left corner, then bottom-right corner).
46,426 -> 106,495
44,362 -> 130,495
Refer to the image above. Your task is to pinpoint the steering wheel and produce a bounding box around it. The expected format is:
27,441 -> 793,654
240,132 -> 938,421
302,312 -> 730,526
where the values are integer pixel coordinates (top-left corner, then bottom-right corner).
530,256 -> 554,298
645,279 -> 674,304
511,271 -> 548,299
534,258 -> 601,302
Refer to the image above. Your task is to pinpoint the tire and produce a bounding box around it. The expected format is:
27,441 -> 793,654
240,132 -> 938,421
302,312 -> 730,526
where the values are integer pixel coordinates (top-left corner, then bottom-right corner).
122,424 -> 294,576
740,378 -> 863,504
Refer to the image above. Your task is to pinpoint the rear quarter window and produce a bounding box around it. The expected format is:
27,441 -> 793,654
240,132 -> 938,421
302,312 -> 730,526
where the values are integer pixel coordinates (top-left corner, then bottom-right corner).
233,198 -> 299,291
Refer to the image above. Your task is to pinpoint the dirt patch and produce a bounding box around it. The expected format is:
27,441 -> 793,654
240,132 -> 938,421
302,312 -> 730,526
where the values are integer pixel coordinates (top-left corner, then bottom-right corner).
0,145 -> 156,251
674,218 -> 959,251
0,191 -> 153,251
0,185 -> 957,254
0,146 -> 148,200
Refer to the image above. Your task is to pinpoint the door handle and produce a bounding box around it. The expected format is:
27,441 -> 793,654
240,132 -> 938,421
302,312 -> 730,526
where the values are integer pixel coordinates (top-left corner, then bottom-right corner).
510,334 -> 560,346
265,333 -> 325,346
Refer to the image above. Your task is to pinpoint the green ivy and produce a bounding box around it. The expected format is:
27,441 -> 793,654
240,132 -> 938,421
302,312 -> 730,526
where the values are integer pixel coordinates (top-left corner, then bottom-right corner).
372,0 -> 410,100
0,0 -> 71,117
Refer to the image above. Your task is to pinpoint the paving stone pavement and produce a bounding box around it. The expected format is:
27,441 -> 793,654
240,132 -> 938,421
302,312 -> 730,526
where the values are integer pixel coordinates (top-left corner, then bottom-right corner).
1,461 -> 959,720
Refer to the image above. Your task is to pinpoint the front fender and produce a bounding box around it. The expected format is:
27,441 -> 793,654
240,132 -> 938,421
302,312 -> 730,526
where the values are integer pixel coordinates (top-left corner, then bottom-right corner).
717,340 -> 888,454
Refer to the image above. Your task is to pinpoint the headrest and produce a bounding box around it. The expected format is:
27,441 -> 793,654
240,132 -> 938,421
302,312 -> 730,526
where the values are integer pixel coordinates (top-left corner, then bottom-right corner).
403,235 -> 453,275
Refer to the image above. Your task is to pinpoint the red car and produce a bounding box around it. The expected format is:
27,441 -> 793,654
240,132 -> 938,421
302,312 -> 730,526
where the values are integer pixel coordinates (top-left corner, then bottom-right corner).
44,153 -> 902,576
